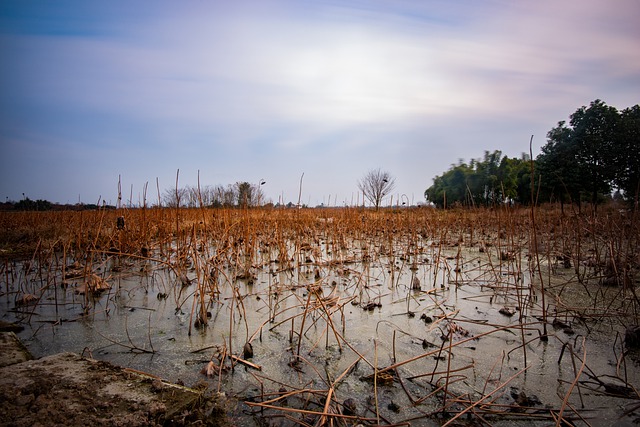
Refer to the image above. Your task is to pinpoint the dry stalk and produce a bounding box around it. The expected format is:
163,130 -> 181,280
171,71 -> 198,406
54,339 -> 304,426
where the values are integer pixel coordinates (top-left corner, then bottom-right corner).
556,336 -> 587,426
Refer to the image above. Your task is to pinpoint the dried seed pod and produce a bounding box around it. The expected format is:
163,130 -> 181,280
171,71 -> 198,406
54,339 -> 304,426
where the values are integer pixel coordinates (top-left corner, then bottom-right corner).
420,313 -> 433,324
499,306 -> 516,317
243,342 -> 254,359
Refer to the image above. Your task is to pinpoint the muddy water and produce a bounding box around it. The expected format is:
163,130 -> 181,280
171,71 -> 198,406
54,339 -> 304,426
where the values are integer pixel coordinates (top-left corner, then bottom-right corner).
1,240 -> 638,426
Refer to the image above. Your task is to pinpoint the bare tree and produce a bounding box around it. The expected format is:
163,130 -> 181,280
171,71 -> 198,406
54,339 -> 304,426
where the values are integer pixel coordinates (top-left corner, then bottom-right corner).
159,181 -> 265,209
220,184 -> 237,207
357,168 -> 396,210
162,187 -> 188,207
185,185 -> 199,208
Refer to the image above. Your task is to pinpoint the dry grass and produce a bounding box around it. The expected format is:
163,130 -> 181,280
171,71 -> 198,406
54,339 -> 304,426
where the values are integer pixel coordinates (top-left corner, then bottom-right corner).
2,203 -> 639,425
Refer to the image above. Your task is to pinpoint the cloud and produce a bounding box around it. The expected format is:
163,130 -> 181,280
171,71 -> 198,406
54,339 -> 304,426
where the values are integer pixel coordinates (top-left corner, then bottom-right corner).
8,0 -> 638,130
1,0 -> 639,204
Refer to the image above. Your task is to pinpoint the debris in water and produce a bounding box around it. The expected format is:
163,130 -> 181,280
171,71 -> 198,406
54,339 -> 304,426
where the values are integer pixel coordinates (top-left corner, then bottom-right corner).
342,398 -> 357,416
362,302 -> 382,311
201,361 -> 217,377
288,358 -> 303,372
361,369 -> 396,386
625,325 -> 640,349
14,294 -> 39,307
243,342 -> 254,359
74,274 -> 111,296
499,306 -> 516,317
500,251 -> 515,261
602,381 -> 639,398
420,313 -> 433,323
178,273 -> 192,286
600,275 -> 620,287
422,339 -> 436,349
552,318 -> 570,329
510,388 -> 541,407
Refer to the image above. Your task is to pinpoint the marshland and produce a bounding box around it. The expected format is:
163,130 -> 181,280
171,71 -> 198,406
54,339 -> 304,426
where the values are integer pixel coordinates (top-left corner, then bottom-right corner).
1,203 -> 639,426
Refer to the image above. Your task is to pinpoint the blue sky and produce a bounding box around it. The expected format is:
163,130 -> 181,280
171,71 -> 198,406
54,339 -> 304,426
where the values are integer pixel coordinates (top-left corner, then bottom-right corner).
1,0 -> 639,206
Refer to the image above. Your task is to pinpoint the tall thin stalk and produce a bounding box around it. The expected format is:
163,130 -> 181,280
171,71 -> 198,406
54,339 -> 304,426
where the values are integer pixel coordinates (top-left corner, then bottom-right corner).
530,135 -> 548,339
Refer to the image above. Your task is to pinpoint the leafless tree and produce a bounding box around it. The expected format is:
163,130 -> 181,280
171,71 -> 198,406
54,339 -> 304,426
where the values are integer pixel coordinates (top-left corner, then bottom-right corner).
357,168 -> 396,210
219,184 -> 237,207
161,182 -> 265,208
162,187 -> 188,207
185,185 -> 199,208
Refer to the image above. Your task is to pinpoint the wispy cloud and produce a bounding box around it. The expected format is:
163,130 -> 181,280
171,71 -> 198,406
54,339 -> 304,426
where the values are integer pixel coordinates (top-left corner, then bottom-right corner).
1,0 -> 638,204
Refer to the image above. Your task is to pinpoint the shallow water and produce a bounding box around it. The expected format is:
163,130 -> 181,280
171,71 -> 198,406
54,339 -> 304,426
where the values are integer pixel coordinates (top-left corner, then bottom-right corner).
2,238 -> 639,426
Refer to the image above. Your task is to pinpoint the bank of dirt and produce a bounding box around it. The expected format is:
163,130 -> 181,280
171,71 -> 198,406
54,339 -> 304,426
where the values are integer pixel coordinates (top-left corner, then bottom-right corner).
0,337 -> 232,427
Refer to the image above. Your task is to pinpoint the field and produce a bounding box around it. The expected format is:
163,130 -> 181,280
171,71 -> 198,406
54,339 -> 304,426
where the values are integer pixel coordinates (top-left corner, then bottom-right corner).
1,205 -> 640,426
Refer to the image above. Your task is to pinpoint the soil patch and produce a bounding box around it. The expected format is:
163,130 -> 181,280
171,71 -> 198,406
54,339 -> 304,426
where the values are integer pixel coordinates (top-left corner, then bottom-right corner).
0,352 -> 231,427
0,332 -> 33,367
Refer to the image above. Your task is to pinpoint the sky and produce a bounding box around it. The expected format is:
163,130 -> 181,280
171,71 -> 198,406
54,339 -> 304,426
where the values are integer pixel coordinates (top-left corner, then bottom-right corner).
1,0 -> 639,207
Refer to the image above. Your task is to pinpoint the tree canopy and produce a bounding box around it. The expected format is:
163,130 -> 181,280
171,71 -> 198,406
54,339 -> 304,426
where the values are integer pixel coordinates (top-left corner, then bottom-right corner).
13,197 -> 53,211
537,100 -> 640,209
424,100 -> 640,209
424,151 -> 531,208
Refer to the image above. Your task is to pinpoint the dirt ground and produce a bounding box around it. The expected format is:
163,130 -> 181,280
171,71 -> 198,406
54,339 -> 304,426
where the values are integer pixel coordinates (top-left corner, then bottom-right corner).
0,341 -> 232,427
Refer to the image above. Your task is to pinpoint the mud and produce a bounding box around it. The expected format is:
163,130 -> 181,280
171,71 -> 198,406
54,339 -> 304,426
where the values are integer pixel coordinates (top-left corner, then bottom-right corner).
0,349 -> 231,427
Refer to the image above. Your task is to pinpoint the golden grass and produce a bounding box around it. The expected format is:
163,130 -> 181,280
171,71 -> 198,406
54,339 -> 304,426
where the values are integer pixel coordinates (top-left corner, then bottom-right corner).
2,203 -> 639,425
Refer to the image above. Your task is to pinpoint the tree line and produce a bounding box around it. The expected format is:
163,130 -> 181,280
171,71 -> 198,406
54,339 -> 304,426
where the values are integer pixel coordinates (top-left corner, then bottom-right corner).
425,100 -> 640,209
424,150 -> 532,208
0,198 -> 110,211
3,181 -> 269,211
161,181 -> 267,208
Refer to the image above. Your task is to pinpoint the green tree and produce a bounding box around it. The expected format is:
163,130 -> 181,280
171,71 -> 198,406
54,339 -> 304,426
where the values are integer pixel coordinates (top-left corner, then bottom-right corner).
236,182 -> 253,208
537,100 -> 634,211
427,101 -> 638,210
425,152 -> 530,207
14,197 -> 52,211
480,150 -> 502,205
537,121 -> 582,211
612,105 -> 640,207
514,153 -> 535,205
424,161 -> 471,207
570,99 -> 620,207
497,156 -> 518,202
